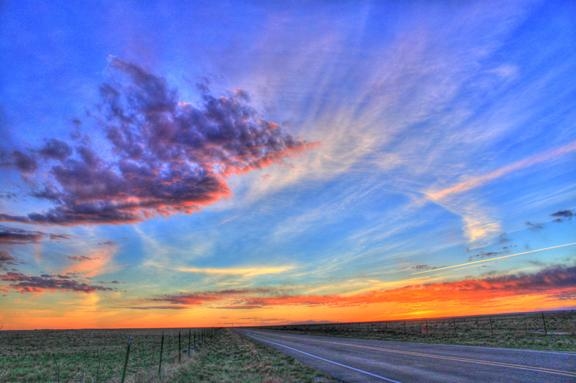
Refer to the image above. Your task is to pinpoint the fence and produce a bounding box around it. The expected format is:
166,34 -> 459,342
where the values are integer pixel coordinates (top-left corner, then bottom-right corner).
0,327 -> 219,383
259,310 -> 576,340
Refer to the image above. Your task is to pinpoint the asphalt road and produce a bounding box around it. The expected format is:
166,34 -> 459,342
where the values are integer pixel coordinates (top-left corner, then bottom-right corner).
240,330 -> 576,383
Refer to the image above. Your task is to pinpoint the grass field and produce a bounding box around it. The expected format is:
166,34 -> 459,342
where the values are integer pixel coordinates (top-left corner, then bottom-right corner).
0,328 -> 211,382
256,310 -> 576,351
0,328 -> 336,382
1,310 -> 574,382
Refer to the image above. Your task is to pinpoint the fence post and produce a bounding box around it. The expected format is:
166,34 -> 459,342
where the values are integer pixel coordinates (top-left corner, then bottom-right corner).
53,354 -> 60,383
158,333 -> 165,379
489,317 -> 494,337
188,329 -> 192,356
178,331 -> 182,363
95,349 -> 102,383
120,336 -> 132,383
541,312 -> 548,336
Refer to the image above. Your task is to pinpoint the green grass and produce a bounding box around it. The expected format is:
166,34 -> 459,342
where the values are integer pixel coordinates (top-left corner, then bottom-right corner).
0,328 -> 210,382
0,328 -> 336,382
172,329 -> 337,383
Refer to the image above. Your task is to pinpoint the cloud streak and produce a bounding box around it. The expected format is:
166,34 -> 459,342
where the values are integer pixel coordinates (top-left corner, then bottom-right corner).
411,242 -> 576,275
0,272 -> 115,293
146,264 -> 576,309
0,226 -> 69,244
1,58 -> 312,225
175,265 -> 294,277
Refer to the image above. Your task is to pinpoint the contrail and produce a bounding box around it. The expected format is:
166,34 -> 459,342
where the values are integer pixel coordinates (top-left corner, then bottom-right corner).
411,242 -> 576,275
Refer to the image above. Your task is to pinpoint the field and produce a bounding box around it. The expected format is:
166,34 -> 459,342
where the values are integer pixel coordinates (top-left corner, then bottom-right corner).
256,310 -> 576,351
0,328 -> 336,383
1,310 -> 574,382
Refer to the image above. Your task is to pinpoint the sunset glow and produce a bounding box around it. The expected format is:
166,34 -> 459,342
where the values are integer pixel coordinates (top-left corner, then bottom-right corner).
1,0 -> 575,330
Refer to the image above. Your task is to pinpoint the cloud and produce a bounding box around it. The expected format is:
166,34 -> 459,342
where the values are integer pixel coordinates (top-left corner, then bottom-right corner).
525,221 -> 544,231
0,250 -> 19,270
151,287 -> 283,306
146,264 -> 576,309
426,141 -> 576,202
1,58 -> 312,225
0,225 -> 70,244
410,264 -> 439,272
412,242 -> 576,275
175,265 -> 294,278
62,242 -> 117,278
0,272 -> 115,293
124,305 -> 188,310
551,209 -> 574,222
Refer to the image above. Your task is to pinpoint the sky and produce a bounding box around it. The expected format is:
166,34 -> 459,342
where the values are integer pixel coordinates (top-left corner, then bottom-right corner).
0,0 -> 575,330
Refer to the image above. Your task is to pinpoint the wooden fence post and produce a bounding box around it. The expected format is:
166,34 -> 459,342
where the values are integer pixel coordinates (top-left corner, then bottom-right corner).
158,333 -> 165,379
541,312 -> 548,336
178,331 -> 182,363
188,329 -> 192,356
120,336 -> 132,383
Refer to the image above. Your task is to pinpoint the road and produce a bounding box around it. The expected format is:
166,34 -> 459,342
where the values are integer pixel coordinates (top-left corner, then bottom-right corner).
240,330 -> 576,383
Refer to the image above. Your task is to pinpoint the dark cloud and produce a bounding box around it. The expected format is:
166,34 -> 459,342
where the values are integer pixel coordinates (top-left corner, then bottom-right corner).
0,272 -> 115,293
151,287 -> 283,306
0,226 -> 43,244
0,250 -> 19,270
467,250 -> 505,262
525,221 -> 544,231
12,151 -> 37,173
410,264 -> 438,272
67,255 -> 93,262
2,58 -> 313,225
551,209 -> 574,222
39,139 -> 72,160
0,225 -> 70,244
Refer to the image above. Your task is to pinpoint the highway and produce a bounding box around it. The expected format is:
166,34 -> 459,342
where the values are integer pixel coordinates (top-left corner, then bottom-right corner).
240,330 -> 576,383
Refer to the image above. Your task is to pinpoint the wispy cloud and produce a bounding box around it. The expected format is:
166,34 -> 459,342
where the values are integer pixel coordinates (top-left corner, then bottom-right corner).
146,264 -> 576,309
411,242 -> 576,275
426,140 -> 576,202
175,264 -> 294,278
0,226 -> 70,244
62,241 -> 117,278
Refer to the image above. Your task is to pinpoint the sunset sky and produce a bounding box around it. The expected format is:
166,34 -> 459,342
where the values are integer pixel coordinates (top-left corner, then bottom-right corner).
1,0 -> 575,329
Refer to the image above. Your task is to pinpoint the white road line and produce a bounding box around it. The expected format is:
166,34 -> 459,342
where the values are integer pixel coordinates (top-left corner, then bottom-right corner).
251,331 -> 576,378
247,333 -> 402,383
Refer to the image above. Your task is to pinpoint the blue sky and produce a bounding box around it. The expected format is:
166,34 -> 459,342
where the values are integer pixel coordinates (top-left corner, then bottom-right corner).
0,0 -> 575,328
